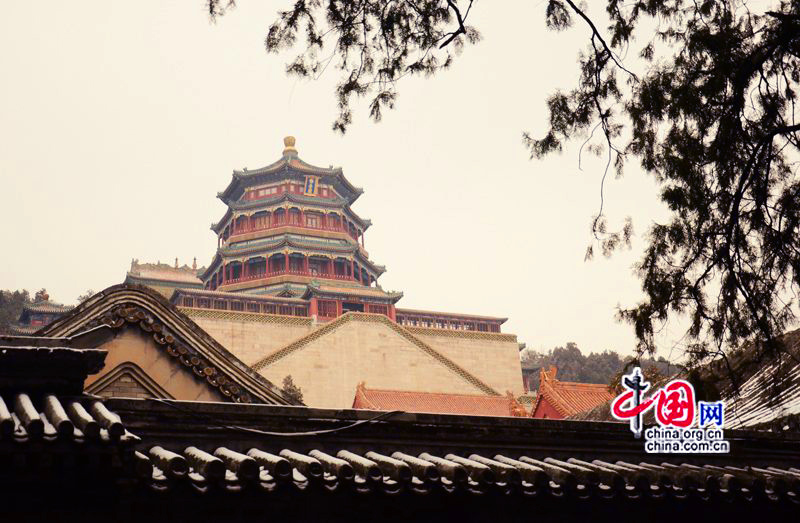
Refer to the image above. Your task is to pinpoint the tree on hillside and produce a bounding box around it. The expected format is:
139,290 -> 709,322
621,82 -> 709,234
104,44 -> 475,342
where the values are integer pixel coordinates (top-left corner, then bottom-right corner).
521,342 -> 679,390
209,1 -> 800,381
0,290 -> 31,334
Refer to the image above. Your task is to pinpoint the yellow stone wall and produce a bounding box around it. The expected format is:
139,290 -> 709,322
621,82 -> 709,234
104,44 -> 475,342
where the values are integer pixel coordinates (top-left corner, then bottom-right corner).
256,317 -> 490,408
178,308 -> 524,409
180,308 -> 315,365
408,328 -> 524,396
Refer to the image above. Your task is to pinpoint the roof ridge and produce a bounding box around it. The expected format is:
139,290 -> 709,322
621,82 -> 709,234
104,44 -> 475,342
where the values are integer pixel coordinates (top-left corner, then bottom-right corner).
354,381 -> 378,409
251,312 -> 500,396
554,381 -> 611,389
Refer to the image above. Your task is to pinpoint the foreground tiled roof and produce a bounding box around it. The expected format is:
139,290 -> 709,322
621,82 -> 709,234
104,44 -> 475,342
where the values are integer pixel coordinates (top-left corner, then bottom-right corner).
353,383 -> 527,417
133,443 -> 800,502
107,398 -> 800,509
4,332 -> 800,520
1,391 -> 136,443
719,329 -> 800,429
532,367 -> 614,418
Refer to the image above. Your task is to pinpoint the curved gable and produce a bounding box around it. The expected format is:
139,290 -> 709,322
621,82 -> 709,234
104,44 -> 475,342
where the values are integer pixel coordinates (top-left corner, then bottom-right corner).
40,284 -> 294,405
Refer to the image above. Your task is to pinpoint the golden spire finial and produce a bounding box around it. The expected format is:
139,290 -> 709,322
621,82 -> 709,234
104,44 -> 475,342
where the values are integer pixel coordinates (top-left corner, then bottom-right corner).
283,136 -> 297,156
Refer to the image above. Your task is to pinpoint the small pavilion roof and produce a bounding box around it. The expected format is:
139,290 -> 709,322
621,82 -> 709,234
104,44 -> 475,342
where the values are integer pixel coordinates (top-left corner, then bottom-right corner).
171,288 -> 308,305
531,366 -> 614,418
22,300 -> 74,315
126,259 -> 204,285
302,281 -> 403,303
353,383 -> 527,417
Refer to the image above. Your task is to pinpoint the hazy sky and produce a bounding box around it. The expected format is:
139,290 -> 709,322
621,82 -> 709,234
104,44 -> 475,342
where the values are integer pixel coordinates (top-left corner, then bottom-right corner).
0,2 -> 683,358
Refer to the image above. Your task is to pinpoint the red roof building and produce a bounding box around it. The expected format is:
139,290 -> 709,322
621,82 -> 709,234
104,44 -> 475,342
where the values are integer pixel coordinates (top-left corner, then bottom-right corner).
530,366 -> 614,419
353,382 -> 528,417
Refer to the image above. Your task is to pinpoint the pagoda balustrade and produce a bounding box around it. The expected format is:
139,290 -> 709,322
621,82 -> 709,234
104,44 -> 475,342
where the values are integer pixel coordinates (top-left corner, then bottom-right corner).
395,311 -> 503,333
220,269 -> 357,286
223,210 -> 363,244
210,253 -> 375,289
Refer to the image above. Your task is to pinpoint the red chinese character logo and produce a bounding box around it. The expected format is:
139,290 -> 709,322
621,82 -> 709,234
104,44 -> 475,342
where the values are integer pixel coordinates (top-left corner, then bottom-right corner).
611,389 -> 655,419
654,381 -> 695,427
611,374 -> 697,432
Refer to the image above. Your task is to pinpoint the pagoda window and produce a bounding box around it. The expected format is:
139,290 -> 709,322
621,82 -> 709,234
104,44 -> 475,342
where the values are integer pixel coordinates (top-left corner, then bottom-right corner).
305,212 -> 321,228
182,297 -> 194,307
254,186 -> 278,198
247,302 -> 260,313
477,323 -> 488,332
235,215 -> 248,233
214,300 -> 227,310
248,258 -> 267,277
327,214 -> 341,231
231,301 -> 244,312
288,255 -> 303,272
252,211 -> 269,230
265,304 -> 277,314
288,208 -> 301,225
273,208 -> 286,225
308,258 -> 325,276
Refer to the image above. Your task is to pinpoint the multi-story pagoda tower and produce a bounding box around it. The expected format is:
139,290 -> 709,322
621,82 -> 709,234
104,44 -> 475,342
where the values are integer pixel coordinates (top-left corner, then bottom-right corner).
199,137 -> 402,320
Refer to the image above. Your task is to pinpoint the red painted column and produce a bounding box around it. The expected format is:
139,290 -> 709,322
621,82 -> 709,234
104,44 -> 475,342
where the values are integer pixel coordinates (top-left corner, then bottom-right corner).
303,255 -> 309,275
243,260 -> 249,280
388,305 -> 396,322
309,297 -> 318,317
350,259 -> 355,280
336,300 -> 342,317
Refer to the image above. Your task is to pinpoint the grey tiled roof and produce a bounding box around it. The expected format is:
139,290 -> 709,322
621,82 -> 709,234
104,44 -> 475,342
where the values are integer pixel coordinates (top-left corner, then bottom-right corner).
0,391 -> 136,443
